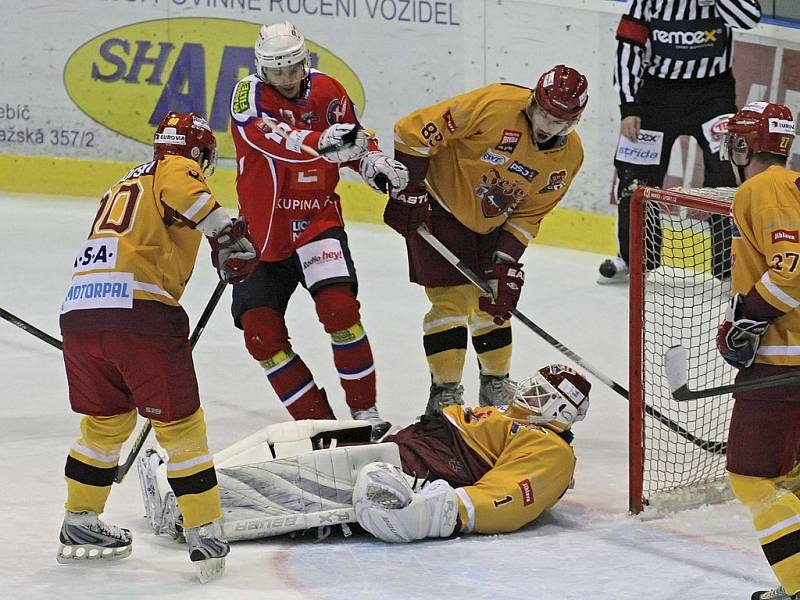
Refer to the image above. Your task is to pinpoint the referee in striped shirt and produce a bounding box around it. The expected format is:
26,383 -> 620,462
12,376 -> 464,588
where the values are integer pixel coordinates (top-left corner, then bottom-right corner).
597,0 -> 762,285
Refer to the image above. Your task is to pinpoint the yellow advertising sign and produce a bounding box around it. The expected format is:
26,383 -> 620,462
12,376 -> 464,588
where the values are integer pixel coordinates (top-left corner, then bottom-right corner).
64,18 -> 365,159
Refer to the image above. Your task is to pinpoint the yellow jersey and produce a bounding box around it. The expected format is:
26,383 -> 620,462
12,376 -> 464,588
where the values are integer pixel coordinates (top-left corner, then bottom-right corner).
441,404 -> 576,534
732,165 -> 800,366
394,83 -> 584,246
61,154 -> 218,313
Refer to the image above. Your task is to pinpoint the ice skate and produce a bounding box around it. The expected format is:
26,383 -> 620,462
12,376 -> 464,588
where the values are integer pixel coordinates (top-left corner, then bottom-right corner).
478,374 -> 517,407
597,257 -> 630,284
185,520 -> 230,583
752,586 -> 800,600
56,510 -> 132,563
425,382 -> 464,415
351,405 -> 392,441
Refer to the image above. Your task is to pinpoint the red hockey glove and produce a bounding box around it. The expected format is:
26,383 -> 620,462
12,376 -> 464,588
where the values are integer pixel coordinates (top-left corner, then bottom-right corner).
478,262 -> 525,325
209,218 -> 259,284
383,186 -> 431,237
716,293 -> 769,369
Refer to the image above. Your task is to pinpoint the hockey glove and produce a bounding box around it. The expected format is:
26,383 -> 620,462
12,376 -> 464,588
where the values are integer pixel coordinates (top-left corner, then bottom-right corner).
209,218 -> 259,284
359,151 -> 410,194
478,262 -> 525,325
383,186 -> 431,237
317,123 -> 369,163
716,293 -> 769,369
353,462 -> 458,543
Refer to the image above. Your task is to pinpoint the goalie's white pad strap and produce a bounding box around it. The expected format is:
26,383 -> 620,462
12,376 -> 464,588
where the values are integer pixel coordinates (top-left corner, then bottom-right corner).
214,419 -> 370,468
218,442 -> 401,541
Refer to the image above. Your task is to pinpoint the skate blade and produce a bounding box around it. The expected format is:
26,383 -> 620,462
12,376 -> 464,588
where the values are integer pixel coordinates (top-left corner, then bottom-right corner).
57,542 -> 132,564
194,556 -> 226,583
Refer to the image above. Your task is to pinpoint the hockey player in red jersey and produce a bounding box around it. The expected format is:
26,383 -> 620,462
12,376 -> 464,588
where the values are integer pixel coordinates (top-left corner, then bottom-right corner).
138,363 -> 590,543
716,102 -> 800,600
229,21 -> 408,438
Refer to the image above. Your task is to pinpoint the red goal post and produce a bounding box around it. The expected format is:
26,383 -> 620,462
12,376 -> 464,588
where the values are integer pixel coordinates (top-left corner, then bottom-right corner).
629,185 -> 737,514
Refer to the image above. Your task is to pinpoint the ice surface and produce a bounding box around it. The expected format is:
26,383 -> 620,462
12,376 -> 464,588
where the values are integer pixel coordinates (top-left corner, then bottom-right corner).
0,194 -> 774,598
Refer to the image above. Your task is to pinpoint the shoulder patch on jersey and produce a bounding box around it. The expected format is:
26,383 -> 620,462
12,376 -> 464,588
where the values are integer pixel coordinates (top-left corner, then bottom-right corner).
772,229 -> 799,244
231,76 -> 259,122
326,97 -> 348,125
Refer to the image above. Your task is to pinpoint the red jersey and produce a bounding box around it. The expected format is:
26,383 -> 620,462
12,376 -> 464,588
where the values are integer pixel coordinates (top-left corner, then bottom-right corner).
229,71 -> 373,261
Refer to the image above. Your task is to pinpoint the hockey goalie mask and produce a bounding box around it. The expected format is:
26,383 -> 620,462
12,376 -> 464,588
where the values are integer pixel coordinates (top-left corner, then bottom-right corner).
720,102 -> 795,169
528,65 -> 588,143
153,112 -> 217,177
255,21 -> 310,97
504,364 -> 591,432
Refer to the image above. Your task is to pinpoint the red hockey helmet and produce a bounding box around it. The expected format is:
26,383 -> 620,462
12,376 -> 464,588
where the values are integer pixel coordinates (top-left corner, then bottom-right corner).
721,102 -> 795,165
534,65 -> 589,121
504,364 -> 591,432
153,112 -> 217,176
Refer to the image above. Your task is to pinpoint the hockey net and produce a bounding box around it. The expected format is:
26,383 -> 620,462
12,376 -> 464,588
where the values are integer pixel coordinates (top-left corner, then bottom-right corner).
629,185 -> 737,514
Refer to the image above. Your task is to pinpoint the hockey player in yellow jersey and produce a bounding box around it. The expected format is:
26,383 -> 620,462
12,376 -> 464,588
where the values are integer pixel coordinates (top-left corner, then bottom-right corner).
137,363 -> 589,543
715,102 -> 800,600
384,65 -> 587,414
57,111 -> 259,583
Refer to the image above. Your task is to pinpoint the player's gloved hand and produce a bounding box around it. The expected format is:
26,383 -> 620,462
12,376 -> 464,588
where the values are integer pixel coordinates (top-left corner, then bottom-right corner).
317,123 -> 369,163
209,218 -> 259,284
383,185 -> 431,237
716,293 -> 769,369
353,462 -> 458,543
478,262 -> 525,325
359,151 -> 410,193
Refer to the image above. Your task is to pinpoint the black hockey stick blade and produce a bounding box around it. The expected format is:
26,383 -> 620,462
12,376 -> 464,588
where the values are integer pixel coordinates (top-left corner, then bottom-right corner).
665,344 -> 800,401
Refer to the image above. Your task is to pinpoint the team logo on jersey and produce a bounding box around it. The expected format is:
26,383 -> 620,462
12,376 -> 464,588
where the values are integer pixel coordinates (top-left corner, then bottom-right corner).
279,109 -> 296,126
443,109 -> 457,133
772,229 -> 799,244
496,129 -> 521,153
538,170 -> 567,193
480,149 -> 508,165
518,479 -> 534,506
508,160 -> 538,182
326,97 -> 348,124
474,168 -> 527,218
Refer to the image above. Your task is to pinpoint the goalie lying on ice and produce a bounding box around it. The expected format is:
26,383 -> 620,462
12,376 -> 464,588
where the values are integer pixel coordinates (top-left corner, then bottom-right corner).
138,364 -> 590,543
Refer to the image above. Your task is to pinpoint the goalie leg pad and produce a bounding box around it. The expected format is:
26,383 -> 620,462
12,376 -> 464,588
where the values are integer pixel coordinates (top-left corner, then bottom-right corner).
353,462 -> 459,543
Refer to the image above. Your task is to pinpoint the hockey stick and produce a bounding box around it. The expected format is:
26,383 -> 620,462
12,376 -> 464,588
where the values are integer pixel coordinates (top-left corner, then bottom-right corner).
0,307 -> 63,350
259,117 -> 361,158
665,345 -> 800,401
416,226 -> 727,454
113,280 -> 227,484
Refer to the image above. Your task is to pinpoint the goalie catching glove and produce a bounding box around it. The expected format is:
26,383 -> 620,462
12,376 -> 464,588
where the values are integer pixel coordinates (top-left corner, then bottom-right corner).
716,293 -> 769,369
359,151 -> 409,194
317,123 -> 370,163
199,210 -> 259,284
353,462 -> 458,543
478,262 -> 525,325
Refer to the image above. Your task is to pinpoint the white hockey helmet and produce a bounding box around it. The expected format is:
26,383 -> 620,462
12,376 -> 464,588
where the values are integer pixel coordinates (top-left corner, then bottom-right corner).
254,21 -> 309,81
504,364 -> 591,432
